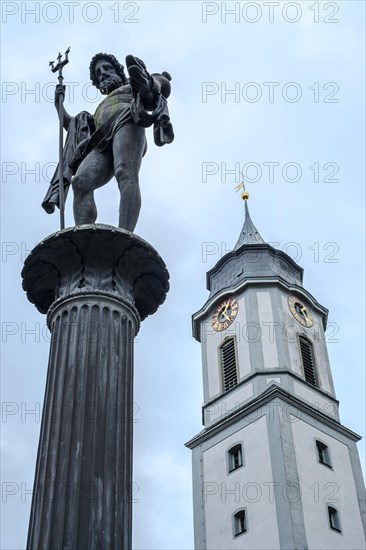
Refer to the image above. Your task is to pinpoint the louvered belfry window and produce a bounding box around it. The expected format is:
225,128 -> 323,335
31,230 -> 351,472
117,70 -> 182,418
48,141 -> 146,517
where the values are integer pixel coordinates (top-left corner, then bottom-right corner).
299,336 -> 317,386
221,338 -> 238,392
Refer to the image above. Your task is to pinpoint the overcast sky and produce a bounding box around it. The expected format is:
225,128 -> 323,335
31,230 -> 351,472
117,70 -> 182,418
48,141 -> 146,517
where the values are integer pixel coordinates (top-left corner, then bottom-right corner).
1,1 -> 365,549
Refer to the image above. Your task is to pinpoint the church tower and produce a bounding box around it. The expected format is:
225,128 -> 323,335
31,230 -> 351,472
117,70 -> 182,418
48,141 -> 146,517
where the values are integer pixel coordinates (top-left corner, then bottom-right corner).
186,192 -> 365,550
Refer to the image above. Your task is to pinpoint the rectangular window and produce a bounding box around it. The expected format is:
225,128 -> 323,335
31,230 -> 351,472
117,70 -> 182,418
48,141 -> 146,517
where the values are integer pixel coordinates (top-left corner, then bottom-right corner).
328,506 -> 341,532
299,336 -> 318,386
221,338 -> 238,392
228,444 -> 243,472
234,509 -> 247,536
316,440 -> 332,467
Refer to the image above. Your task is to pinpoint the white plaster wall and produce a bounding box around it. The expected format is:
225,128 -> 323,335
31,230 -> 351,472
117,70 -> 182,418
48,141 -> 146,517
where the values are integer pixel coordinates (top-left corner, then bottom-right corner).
265,377 -> 282,386
203,416 -> 280,550
257,291 -> 279,369
291,418 -> 365,549
293,381 -> 337,420
203,382 -> 253,427
310,323 -> 333,395
201,318 -> 223,399
236,294 -> 252,379
281,294 -> 303,377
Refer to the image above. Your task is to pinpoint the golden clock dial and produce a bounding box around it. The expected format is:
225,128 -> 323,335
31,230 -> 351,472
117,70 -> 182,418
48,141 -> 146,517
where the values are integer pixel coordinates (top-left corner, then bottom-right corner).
288,295 -> 314,328
211,297 -> 239,332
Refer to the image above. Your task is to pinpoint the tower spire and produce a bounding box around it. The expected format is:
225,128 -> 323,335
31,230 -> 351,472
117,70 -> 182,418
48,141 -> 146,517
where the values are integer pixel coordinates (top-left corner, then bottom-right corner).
234,187 -> 265,248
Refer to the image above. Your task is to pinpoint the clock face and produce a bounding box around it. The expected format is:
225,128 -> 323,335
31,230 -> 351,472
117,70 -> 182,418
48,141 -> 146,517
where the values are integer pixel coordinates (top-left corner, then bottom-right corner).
288,295 -> 314,328
212,297 -> 239,332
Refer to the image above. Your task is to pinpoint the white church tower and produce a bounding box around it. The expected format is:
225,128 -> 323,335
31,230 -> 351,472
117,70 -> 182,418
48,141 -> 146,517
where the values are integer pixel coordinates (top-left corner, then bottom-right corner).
186,192 -> 365,550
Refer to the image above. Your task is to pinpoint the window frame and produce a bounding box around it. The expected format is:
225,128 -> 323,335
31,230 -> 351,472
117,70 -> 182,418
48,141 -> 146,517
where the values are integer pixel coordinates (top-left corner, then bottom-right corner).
227,443 -> 244,473
218,335 -> 239,394
315,439 -> 333,469
327,505 -> 342,533
297,334 -> 319,387
232,508 -> 248,538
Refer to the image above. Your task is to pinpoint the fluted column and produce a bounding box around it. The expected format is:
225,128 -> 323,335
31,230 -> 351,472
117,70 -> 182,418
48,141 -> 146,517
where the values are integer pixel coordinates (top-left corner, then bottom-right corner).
22,225 -> 169,550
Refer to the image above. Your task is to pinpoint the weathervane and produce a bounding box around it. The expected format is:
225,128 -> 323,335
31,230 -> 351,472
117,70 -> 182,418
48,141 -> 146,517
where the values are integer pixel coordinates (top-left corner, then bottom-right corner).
234,181 -> 249,201
49,47 -> 70,230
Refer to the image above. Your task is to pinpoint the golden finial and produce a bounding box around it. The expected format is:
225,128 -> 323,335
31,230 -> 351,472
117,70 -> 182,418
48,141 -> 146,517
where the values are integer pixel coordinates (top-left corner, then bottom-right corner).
234,182 -> 249,201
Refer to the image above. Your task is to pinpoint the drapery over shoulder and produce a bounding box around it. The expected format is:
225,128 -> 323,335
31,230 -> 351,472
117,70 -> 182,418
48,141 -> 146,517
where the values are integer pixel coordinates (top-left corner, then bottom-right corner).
42,111 -> 94,214
42,85 -> 174,214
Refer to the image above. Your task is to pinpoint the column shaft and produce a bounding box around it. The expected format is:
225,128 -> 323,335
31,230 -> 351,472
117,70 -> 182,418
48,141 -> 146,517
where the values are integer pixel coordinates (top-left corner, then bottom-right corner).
27,296 -> 138,550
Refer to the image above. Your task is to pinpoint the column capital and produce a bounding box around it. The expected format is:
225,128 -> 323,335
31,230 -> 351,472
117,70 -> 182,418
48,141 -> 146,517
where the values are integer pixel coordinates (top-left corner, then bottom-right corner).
22,224 -> 170,322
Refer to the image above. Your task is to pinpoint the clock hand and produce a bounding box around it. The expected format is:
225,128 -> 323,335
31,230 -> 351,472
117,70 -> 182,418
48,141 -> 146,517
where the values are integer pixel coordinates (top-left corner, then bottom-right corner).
300,306 -> 308,318
220,302 -> 231,321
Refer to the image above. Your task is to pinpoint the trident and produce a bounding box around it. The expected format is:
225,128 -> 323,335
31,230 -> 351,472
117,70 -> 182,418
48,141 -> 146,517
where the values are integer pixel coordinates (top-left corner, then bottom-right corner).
49,47 -> 70,230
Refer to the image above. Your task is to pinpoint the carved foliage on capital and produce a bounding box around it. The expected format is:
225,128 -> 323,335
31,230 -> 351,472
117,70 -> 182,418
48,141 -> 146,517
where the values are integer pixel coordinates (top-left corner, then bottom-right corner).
81,232 -> 119,292
23,261 -> 60,312
22,225 -> 169,320
22,236 -> 83,313
56,238 -> 85,295
114,241 -> 169,319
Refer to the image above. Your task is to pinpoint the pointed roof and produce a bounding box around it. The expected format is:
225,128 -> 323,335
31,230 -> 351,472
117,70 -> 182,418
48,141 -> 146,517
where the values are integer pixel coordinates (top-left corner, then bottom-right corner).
234,198 -> 265,249
201,191 -> 304,314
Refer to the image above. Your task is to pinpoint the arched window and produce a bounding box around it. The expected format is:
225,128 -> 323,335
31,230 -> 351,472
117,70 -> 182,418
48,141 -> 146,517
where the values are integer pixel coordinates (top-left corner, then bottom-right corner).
228,444 -> 243,472
327,506 -> 341,532
299,336 -> 318,386
315,440 -> 332,467
233,509 -> 247,536
220,338 -> 238,392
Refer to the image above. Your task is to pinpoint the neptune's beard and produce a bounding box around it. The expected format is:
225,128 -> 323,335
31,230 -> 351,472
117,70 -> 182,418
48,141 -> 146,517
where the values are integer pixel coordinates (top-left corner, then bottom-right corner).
99,74 -> 124,95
